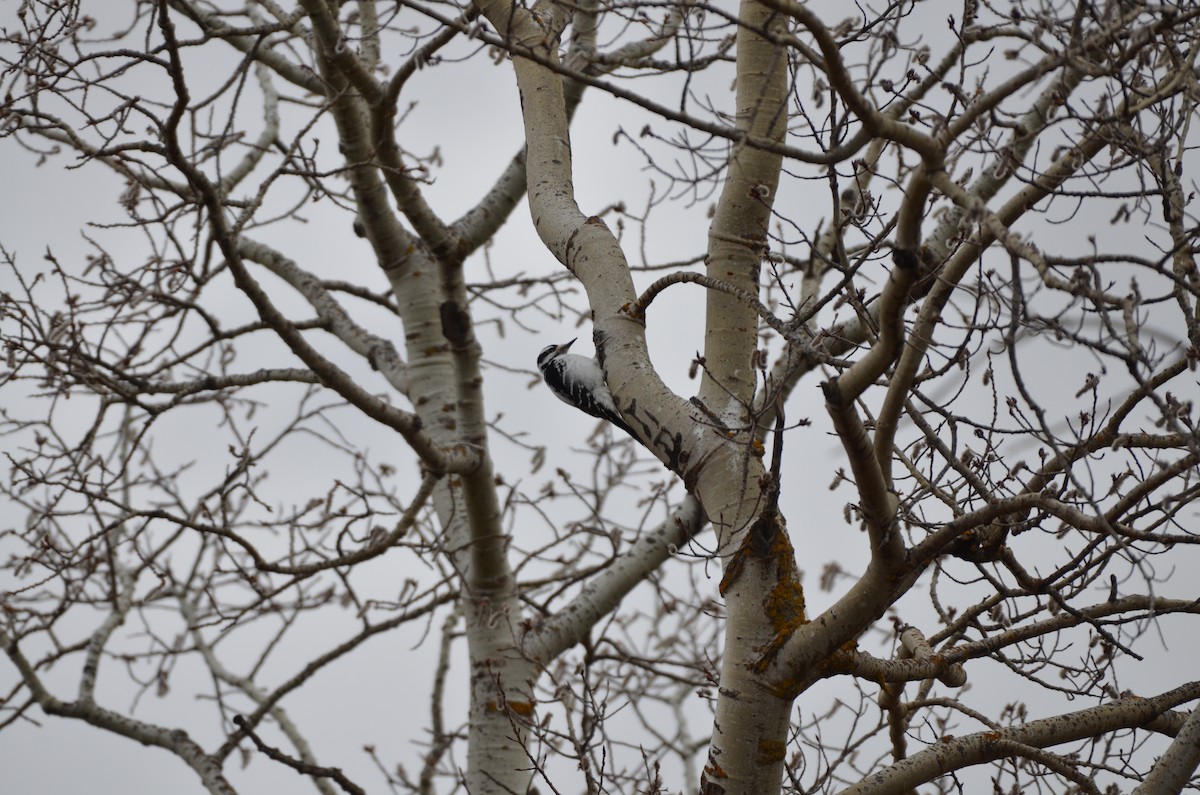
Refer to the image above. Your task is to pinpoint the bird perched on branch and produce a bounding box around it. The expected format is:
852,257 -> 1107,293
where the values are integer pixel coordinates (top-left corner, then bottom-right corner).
537,339 -> 635,438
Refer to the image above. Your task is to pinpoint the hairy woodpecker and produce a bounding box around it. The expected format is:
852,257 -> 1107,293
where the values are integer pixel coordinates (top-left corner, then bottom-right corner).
537,339 -> 635,437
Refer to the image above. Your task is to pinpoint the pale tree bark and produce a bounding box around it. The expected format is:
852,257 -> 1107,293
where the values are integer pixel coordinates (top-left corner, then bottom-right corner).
844,682 -> 1200,795
690,3 -> 799,792
295,2 -> 535,789
3,1 -> 1200,794
1134,704 -> 1200,795
467,4 -> 805,791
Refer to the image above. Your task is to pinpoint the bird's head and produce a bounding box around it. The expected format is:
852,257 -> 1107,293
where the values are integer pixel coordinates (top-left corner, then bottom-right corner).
536,338 -> 576,369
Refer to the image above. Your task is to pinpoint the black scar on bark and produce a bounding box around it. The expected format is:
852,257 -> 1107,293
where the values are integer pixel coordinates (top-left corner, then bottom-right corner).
439,301 -> 472,349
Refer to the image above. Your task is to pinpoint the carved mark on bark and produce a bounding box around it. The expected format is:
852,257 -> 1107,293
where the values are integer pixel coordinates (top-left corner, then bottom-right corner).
618,398 -> 648,441
657,427 -> 689,474
621,397 -> 692,476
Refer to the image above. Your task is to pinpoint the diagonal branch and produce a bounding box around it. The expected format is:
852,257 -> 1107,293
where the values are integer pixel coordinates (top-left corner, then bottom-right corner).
839,682 -> 1200,795
1134,703 -> 1200,794
233,715 -> 365,795
239,237 -> 410,394
523,495 -> 706,661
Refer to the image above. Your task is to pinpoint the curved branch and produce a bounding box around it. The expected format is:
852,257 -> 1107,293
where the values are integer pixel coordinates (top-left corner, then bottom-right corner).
407,0 -> 873,166
105,471 -> 441,577
168,0 -> 321,94
214,590 -> 458,761
629,270 -> 829,363
763,0 -> 941,162
1,628 -> 237,795
941,594 -> 1199,669
840,682 -> 1200,795
181,599 -> 337,795
828,647 -> 967,687
233,715 -> 365,795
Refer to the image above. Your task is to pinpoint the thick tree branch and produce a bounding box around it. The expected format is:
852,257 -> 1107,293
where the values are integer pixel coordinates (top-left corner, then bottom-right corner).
239,237 -> 410,395
1135,703 -> 1200,794
524,495 -> 706,661
840,682 -> 1200,795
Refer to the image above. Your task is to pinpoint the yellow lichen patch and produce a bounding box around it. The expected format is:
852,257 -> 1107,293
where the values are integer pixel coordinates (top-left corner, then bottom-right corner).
752,576 -> 808,675
757,739 -> 786,764
486,699 -> 536,719
761,519 -> 807,635
507,700 -> 535,718
751,519 -> 809,673
767,673 -> 806,700
768,521 -> 796,564
762,576 -> 807,636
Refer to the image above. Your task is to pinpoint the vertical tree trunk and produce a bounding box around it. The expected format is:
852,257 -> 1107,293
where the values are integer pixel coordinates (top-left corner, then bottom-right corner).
697,4 -> 799,792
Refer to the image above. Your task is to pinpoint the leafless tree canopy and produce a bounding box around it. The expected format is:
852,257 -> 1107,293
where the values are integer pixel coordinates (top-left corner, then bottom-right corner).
3,0 -> 1200,792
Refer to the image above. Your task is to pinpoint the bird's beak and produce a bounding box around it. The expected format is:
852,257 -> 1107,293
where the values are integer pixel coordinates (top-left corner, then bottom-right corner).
560,338 -> 577,354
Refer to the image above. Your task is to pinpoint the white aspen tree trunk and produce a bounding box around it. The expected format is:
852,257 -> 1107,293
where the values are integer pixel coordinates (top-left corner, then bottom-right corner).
467,0 -> 692,442
300,7 -> 535,791
694,4 -> 800,793
383,247 -> 536,795
440,260 -> 539,795
473,0 -> 807,791
1133,704 -> 1200,795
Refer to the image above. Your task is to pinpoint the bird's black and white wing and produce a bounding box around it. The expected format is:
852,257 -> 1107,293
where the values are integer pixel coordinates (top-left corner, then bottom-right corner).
537,343 -> 635,437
